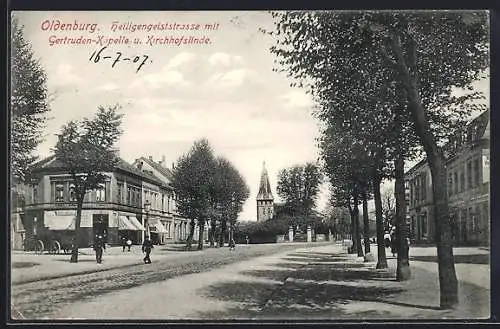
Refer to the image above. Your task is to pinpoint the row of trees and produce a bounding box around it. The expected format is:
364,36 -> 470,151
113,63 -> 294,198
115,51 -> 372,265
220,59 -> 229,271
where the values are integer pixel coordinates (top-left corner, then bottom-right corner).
266,10 -> 489,308
171,139 -> 250,250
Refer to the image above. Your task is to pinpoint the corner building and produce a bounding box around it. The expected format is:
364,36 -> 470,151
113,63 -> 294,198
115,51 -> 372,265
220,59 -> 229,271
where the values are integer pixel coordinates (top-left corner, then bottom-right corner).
405,110 -> 490,246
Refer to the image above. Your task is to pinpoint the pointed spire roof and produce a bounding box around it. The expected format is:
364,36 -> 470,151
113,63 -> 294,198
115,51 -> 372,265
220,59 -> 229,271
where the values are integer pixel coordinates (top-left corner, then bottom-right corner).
257,161 -> 273,201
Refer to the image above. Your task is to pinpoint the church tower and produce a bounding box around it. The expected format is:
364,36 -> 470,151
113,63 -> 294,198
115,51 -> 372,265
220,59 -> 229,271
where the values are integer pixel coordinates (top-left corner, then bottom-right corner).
256,161 -> 274,221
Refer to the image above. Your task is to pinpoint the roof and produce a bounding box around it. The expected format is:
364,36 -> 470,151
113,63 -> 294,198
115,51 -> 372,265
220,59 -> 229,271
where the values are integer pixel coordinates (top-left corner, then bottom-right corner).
257,161 -> 273,201
136,157 -> 174,181
29,155 -> 165,186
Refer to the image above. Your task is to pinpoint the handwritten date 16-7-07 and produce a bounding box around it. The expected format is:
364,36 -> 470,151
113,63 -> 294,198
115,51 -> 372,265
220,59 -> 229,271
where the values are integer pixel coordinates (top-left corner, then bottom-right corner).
89,46 -> 152,73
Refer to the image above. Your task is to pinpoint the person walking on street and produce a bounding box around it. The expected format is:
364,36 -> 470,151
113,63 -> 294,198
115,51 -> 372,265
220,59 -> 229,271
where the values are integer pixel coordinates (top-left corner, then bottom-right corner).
142,236 -> 154,264
126,238 -> 132,252
121,236 -> 127,252
390,228 -> 397,257
94,235 -> 105,264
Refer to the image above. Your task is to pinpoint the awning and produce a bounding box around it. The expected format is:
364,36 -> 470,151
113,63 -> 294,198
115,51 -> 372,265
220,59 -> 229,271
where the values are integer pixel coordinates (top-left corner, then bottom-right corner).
149,219 -> 167,234
128,216 -> 146,231
44,213 -> 75,230
118,216 -> 138,231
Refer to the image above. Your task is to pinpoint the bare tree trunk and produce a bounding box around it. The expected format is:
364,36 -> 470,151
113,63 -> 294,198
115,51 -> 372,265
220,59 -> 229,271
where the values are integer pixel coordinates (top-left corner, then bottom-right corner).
352,194 -> 364,257
185,218 -> 195,250
389,32 -> 458,308
373,175 -> 388,269
348,204 -> 357,254
197,219 -> 205,250
362,191 -> 370,254
70,198 -> 83,263
395,155 -> 411,281
209,218 -> 216,247
219,219 -> 227,247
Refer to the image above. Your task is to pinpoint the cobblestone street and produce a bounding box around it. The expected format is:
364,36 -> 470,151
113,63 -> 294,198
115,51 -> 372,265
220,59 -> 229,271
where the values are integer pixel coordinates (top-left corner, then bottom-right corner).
11,243 -> 490,320
11,243 -> 321,319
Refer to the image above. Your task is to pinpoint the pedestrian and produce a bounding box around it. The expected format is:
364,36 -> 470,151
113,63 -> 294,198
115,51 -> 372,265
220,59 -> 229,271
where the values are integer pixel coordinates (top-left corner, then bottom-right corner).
142,236 -> 154,264
390,229 -> 397,257
384,231 -> 391,248
126,238 -> 132,252
121,236 -> 127,252
94,234 -> 105,264
229,239 -> 236,251
245,235 -> 249,245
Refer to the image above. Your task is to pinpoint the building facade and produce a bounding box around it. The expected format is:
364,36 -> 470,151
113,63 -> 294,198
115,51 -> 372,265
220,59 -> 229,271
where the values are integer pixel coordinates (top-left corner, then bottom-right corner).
405,110 -> 490,245
22,155 -> 190,248
256,162 -> 274,222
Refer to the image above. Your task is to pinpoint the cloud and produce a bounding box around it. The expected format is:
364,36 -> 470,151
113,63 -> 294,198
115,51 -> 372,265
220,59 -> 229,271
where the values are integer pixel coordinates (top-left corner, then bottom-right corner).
164,52 -> 197,70
280,90 -> 312,108
97,82 -> 120,91
51,63 -> 83,86
128,69 -> 188,89
206,68 -> 261,88
208,52 -> 245,67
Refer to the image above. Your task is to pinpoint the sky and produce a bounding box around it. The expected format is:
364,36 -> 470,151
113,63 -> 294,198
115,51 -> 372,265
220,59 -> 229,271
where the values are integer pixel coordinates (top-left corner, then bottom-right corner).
13,11 -> 489,221
14,11 -> 327,221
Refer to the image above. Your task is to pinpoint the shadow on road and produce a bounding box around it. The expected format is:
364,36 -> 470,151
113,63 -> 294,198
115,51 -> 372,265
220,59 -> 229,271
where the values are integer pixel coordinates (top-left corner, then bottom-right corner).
410,254 -> 489,265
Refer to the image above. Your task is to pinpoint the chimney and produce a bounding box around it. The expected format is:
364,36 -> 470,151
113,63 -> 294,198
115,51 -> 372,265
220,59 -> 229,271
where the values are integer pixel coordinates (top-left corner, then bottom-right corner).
172,162 -> 175,170
148,155 -> 153,161
137,161 -> 143,170
161,155 -> 166,166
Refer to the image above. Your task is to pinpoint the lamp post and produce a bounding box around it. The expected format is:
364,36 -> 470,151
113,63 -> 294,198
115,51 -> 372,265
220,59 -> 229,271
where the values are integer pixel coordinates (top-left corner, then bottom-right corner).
144,200 -> 151,242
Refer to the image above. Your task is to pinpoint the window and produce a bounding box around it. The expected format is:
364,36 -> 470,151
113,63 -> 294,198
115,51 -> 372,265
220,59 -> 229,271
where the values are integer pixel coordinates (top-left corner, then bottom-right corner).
117,183 -> 122,204
466,161 -> 473,189
473,158 -> 481,187
454,172 -> 459,194
127,187 -> 131,204
409,183 -> 413,208
459,170 -> 465,193
33,217 -> 38,235
415,179 -> 420,205
96,183 -> 106,202
69,183 -> 76,202
448,172 -> 453,196
55,183 -> 64,202
131,188 -> 136,205
33,185 -> 38,203
421,174 -> 427,201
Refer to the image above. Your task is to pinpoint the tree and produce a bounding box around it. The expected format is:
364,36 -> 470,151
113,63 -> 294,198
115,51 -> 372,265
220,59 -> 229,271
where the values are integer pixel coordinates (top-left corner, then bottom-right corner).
211,156 -> 250,247
276,163 -> 322,218
266,10 -> 488,308
11,17 -> 51,191
171,139 -> 217,250
53,105 -> 123,263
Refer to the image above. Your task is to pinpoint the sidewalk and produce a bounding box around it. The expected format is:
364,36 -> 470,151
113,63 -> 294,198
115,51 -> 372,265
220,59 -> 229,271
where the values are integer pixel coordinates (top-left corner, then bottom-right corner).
11,246 -> 201,285
49,243 -> 490,320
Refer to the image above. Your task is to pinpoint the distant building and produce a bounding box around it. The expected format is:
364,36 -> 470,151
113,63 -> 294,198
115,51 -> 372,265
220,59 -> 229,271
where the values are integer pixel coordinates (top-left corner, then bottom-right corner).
405,110 -> 490,245
22,155 -> 190,247
256,162 -> 274,222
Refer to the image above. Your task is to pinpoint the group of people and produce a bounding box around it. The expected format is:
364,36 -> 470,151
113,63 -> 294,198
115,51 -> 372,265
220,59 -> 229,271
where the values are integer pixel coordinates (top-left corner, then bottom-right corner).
92,235 -> 155,264
383,227 -> 410,257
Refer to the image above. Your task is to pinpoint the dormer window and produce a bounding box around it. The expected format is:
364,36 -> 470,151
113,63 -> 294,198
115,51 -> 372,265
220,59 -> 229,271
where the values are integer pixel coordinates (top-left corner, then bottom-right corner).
55,183 -> 64,202
96,183 -> 106,202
